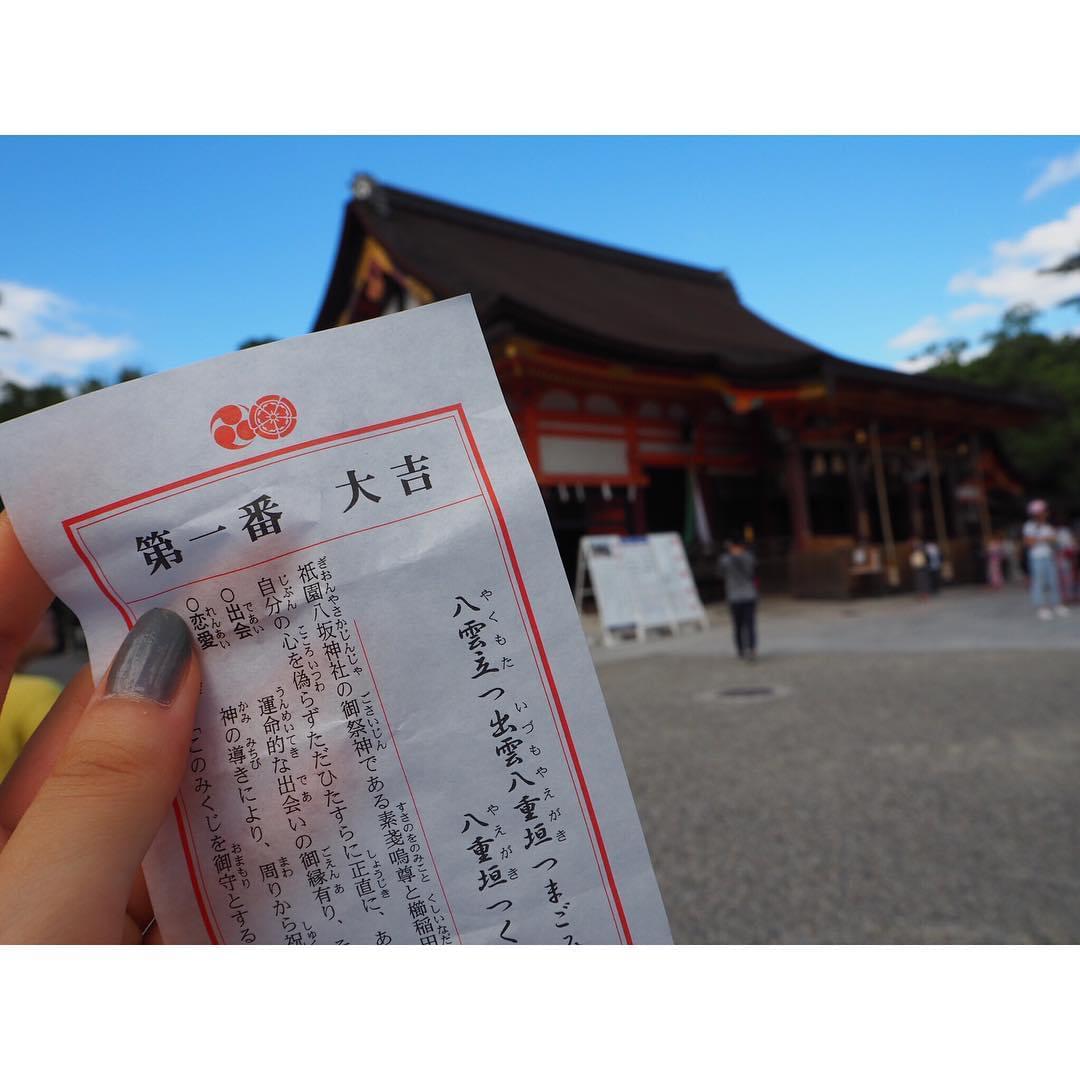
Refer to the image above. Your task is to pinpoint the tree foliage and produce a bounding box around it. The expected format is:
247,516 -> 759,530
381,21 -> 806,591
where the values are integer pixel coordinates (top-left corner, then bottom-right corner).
0,330 -> 275,426
921,306 -> 1080,510
0,367 -> 143,424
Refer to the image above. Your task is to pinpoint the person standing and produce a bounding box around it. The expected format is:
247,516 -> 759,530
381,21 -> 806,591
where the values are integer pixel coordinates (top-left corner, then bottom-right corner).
720,538 -> 758,660
925,539 -> 943,593
986,533 -> 1005,589
910,539 -> 932,599
1024,500 -> 1067,619
1002,529 -> 1023,585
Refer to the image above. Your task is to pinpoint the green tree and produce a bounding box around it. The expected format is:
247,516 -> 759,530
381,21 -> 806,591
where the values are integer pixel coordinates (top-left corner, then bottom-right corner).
237,337 -> 278,350
909,337 -> 969,368
0,382 -> 68,423
922,306 -> 1080,509
0,366 -> 145,420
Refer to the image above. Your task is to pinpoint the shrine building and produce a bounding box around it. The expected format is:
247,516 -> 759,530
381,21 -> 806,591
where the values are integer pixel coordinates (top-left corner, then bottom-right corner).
313,174 -> 1045,598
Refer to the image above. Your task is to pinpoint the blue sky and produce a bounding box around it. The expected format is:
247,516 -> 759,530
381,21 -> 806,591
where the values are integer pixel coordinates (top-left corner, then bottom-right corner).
2,136 -> 1080,385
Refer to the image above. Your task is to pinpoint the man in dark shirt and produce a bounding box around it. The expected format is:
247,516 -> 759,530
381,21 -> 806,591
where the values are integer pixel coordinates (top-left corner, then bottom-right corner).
720,539 -> 758,660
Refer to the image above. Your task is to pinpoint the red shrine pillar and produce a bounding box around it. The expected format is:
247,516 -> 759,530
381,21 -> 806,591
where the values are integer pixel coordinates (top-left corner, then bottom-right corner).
906,464 -> 926,539
521,389 -> 540,476
847,446 -> 871,543
784,439 -> 813,551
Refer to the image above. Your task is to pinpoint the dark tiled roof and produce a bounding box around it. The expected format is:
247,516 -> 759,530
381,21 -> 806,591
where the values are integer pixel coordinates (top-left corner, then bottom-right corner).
314,175 -> 1050,414
315,175 -> 832,380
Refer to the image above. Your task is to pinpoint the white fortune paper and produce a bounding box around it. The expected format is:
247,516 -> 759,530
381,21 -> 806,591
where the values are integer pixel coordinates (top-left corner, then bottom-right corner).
0,297 -> 671,945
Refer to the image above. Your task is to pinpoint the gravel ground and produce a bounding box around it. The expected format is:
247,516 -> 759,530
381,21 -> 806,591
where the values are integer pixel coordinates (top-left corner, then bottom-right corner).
599,647 -> 1080,943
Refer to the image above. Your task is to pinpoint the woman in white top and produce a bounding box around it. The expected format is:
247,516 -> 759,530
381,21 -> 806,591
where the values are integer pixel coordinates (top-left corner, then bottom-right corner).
1023,500 -> 1067,619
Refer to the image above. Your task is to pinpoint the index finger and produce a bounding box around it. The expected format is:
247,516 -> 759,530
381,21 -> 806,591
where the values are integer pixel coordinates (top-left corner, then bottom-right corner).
0,512 -> 53,689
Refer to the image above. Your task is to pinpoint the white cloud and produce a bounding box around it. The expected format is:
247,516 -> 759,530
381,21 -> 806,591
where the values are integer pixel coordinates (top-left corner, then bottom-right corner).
1024,147 -> 1080,201
948,202 -> 1080,311
890,202 -> 1080,373
948,302 -> 996,323
895,353 -> 940,374
895,339 -> 988,376
888,315 -> 945,351
992,203 -> 1080,262
948,263 -> 1080,310
0,280 -> 136,385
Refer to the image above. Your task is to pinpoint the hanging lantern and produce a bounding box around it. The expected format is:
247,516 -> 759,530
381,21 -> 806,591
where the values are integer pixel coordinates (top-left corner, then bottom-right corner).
831,453 -> 846,475
811,452 -> 827,477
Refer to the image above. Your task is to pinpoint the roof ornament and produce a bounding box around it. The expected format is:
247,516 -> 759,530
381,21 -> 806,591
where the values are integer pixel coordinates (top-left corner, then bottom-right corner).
351,173 -> 389,215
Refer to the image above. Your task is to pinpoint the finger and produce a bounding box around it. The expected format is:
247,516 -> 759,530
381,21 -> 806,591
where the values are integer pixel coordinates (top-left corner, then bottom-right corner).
0,608 -> 199,944
0,668 -> 156,931
122,912 -> 145,945
0,665 -> 93,832
126,865 -> 154,932
0,670 -> 161,934
0,820 -> 156,933
0,512 -> 53,693
1,821 -> 156,942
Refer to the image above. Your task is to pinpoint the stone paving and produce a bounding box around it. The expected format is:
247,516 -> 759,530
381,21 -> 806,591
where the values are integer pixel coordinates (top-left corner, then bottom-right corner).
585,583 -> 1080,663
588,586 -> 1080,943
22,586 -> 1079,944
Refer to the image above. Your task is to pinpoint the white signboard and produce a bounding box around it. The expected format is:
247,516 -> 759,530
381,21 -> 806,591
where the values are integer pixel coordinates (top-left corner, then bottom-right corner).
0,296 -> 670,945
576,532 -> 708,645
650,532 -> 708,624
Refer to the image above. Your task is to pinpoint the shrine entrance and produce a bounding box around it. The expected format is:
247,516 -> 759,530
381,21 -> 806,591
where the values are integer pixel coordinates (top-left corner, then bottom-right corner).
644,466 -> 686,535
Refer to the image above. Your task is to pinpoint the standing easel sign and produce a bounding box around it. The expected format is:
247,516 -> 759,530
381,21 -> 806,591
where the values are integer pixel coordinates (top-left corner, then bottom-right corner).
574,533 -> 708,646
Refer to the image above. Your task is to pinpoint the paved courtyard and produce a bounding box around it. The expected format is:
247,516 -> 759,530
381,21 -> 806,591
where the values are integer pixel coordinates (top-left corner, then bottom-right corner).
589,586 -> 1080,943
21,585 -> 1079,944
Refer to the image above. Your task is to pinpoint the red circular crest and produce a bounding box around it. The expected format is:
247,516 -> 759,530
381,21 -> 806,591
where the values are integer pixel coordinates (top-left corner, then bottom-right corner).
211,403 -> 255,449
249,395 -> 298,440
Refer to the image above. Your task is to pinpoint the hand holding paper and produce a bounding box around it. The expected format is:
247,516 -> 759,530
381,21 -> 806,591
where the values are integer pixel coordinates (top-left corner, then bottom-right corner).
0,514 -> 201,943
0,298 -> 670,944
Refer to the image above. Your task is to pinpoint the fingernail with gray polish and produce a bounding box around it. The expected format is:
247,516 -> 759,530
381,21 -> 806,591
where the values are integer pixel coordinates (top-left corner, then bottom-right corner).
106,608 -> 193,705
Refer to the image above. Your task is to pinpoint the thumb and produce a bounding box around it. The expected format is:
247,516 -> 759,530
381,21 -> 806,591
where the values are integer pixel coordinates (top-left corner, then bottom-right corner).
0,608 -> 200,943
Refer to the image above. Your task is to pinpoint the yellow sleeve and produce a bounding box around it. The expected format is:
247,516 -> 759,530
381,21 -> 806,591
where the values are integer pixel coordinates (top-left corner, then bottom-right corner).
0,674 -> 63,782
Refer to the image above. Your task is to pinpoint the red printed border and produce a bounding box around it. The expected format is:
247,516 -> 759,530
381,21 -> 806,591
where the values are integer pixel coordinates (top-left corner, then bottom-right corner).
61,404 -> 633,945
